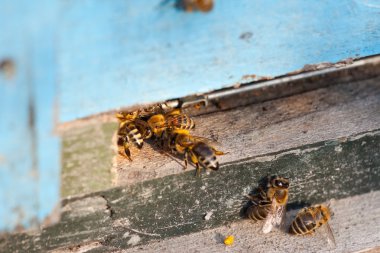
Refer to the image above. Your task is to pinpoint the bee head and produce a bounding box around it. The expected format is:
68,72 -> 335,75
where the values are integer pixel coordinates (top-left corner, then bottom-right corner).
116,111 -> 139,121
147,114 -> 166,134
319,204 -> 332,220
270,176 -> 289,189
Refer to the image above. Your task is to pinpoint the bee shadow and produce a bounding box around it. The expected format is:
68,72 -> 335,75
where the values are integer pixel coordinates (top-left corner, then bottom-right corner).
214,232 -> 225,244
239,175 -> 271,218
144,137 -> 188,169
278,201 -> 312,233
286,201 -> 312,211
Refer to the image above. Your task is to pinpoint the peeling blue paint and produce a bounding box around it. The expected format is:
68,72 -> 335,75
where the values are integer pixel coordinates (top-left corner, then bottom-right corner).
58,0 -> 380,122
1,0 -> 380,231
0,0 -> 60,231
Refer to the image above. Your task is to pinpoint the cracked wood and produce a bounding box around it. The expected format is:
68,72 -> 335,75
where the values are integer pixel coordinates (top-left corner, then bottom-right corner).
1,130 -> 379,252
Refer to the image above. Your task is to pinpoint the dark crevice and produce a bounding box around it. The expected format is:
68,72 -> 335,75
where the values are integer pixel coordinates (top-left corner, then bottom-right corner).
99,195 -> 115,219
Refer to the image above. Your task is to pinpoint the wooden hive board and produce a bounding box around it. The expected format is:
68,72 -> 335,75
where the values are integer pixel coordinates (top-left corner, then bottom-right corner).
1,56 -> 380,252
59,58 -> 380,197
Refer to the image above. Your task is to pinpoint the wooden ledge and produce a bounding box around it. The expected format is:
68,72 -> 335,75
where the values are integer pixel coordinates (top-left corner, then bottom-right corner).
61,75 -> 380,197
1,130 -> 379,252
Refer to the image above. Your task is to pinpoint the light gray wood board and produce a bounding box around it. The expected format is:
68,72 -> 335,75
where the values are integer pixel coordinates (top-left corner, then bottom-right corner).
42,191 -> 380,253
59,76 -> 380,197
119,191 -> 380,253
112,76 -> 380,186
174,55 -> 380,117
1,130 -> 379,252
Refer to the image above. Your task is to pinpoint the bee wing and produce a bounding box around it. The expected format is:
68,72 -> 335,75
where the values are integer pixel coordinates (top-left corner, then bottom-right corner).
262,200 -> 276,234
274,204 -> 286,228
262,209 -> 275,233
262,202 -> 286,234
319,222 -> 336,248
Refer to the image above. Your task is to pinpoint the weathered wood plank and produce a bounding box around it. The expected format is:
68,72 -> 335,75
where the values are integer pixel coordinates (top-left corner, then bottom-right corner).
114,75 -> 380,186
61,123 -> 115,197
120,191 -> 380,253
1,130 -> 379,252
60,75 -> 380,197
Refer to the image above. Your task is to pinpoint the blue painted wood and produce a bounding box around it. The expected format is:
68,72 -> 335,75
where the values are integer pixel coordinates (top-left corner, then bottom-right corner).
58,0 -> 380,122
0,0 -> 60,230
0,0 -> 379,231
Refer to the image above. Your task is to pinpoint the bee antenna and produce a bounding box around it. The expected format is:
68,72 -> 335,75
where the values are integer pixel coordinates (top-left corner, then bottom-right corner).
326,198 -> 335,209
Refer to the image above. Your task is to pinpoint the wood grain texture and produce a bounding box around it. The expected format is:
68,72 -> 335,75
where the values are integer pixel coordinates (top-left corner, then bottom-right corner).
114,77 -> 380,189
355,247 -> 380,253
120,191 -> 380,253
61,123 -> 115,197
59,75 -> 380,197
1,131 -> 379,252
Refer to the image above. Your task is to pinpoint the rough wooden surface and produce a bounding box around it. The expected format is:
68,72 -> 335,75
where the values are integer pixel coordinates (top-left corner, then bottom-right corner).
120,191 -> 380,253
62,123 -> 115,196
1,131 -> 379,252
60,76 -> 380,197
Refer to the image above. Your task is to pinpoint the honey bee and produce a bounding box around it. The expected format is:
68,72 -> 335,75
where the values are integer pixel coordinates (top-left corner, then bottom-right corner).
160,129 -> 224,176
147,109 -> 195,137
115,110 -> 139,122
246,176 -> 289,233
116,103 -> 169,122
262,176 -> 289,233
246,186 -> 272,221
289,204 -> 336,247
115,111 -> 152,160
178,0 -> 214,12
115,102 -> 176,159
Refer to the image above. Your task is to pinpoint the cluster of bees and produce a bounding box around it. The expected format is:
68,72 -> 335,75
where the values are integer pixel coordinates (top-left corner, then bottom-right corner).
246,176 -> 336,247
115,103 -> 225,176
116,103 -> 335,247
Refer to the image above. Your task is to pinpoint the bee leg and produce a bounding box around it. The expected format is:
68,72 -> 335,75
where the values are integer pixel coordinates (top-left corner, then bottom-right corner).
123,142 -> 133,161
195,163 -> 201,177
189,152 -> 201,177
117,136 -> 133,161
165,109 -> 181,116
212,148 -> 226,156
184,152 -> 189,170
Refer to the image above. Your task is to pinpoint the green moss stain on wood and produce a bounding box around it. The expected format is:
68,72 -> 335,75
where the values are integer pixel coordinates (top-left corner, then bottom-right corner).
103,131 -> 380,242
61,122 -> 118,197
59,77 -> 380,196
2,130 -> 379,252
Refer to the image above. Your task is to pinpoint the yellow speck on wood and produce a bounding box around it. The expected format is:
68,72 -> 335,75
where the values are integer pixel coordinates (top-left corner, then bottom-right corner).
224,235 -> 234,246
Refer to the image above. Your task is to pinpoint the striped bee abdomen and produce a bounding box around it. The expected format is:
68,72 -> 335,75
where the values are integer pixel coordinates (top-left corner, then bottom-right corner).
128,124 -> 143,148
119,122 -> 144,149
193,142 -> 219,170
167,114 -> 195,130
289,205 -> 335,247
289,211 -> 316,235
246,198 -> 272,221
